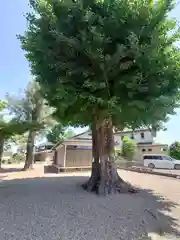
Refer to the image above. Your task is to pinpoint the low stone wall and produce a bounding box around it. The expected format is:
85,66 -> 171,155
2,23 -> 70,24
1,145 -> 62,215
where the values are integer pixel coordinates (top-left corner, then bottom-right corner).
119,166 -> 180,179
44,164 -> 91,174
44,165 -> 60,174
116,159 -> 143,169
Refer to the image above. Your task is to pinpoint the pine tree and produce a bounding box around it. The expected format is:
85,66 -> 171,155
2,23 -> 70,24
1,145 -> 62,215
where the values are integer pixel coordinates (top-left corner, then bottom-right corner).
7,81 -> 54,170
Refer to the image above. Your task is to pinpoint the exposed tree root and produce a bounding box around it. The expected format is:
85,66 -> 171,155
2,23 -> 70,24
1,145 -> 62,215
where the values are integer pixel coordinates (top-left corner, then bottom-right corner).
85,117 -> 138,196
21,163 -> 34,171
82,163 -> 138,195
82,177 -> 138,195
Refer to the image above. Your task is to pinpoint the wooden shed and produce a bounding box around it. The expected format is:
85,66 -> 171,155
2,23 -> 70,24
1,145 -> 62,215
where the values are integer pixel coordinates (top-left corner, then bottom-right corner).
53,139 -> 92,169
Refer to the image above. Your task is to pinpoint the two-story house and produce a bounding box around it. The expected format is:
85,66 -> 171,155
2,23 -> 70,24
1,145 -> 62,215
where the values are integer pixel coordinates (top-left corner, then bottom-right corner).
72,128 -> 168,159
73,128 -> 154,146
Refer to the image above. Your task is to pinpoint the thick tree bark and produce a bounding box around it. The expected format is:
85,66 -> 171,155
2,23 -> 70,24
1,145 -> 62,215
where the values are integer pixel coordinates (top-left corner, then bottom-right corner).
22,131 -> 35,171
82,116 -> 100,192
82,116 -> 137,195
0,137 -> 4,169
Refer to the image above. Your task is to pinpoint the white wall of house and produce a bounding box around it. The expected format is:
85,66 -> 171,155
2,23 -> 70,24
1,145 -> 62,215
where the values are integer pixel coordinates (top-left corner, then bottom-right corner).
74,129 -> 154,148
114,130 -> 153,148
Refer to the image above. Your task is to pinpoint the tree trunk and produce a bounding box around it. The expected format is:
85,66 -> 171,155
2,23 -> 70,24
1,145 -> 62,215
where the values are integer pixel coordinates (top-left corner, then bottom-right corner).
82,116 -> 101,192
22,131 -> 35,171
0,137 -> 4,169
82,116 -> 137,195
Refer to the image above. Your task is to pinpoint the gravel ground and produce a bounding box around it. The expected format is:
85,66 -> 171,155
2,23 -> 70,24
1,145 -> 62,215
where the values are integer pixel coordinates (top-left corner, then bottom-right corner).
0,166 -> 180,240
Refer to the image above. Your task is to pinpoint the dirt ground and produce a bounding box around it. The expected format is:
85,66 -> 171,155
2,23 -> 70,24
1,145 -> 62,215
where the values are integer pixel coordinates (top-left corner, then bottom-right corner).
0,164 -> 180,240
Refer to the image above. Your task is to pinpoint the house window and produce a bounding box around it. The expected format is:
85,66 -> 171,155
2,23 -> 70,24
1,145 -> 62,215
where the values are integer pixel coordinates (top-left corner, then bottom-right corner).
154,156 -> 162,160
161,148 -> 167,152
141,132 -> 145,139
148,149 -> 152,152
142,148 -> 146,152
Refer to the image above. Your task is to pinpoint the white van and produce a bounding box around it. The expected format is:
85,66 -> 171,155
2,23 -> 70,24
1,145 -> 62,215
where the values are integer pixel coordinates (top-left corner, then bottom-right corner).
143,154 -> 180,169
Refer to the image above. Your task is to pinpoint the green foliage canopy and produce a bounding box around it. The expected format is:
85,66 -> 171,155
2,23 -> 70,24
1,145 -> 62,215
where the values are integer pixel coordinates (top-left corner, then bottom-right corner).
0,101 -> 6,111
19,0 -> 180,130
0,119 -> 42,139
6,81 -> 55,134
0,99 -> 36,140
46,123 -> 75,144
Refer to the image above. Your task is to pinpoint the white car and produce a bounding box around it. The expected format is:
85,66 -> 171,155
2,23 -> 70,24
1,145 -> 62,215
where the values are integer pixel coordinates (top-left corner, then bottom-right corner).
143,154 -> 180,169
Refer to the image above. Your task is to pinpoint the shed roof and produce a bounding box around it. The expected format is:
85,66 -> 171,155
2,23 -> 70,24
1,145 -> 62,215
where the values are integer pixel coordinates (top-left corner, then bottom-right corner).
54,139 -> 92,149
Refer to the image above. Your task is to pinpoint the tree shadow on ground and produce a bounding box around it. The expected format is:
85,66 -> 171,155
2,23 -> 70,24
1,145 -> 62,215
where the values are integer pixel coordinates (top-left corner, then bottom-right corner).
0,174 -> 179,240
138,188 -> 180,239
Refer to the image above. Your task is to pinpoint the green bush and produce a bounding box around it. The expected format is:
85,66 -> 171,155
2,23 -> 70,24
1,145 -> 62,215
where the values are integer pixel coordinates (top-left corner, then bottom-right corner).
121,137 -> 137,161
115,149 -> 122,162
169,141 -> 180,160
115,149 -> 121,157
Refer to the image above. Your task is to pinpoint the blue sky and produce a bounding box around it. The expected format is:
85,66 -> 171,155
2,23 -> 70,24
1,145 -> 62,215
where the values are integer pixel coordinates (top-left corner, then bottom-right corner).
0,1 -> 180,145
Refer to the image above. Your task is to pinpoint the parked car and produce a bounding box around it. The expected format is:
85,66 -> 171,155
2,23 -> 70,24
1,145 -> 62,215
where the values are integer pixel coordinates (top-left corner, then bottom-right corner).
143,154 -> 180,169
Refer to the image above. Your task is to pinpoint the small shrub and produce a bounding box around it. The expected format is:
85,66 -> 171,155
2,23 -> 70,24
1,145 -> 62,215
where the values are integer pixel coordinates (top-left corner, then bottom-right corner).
115,149 -> 123,163
115,149 -> 121,158
122,137 -> 137,161
169,141 -> 180,160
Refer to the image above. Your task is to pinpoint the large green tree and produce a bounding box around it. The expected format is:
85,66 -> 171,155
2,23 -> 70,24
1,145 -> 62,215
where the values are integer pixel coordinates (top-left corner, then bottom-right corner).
20,0 -> 180,194
7,81 -> 54,170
